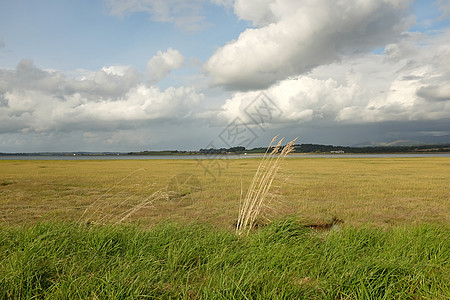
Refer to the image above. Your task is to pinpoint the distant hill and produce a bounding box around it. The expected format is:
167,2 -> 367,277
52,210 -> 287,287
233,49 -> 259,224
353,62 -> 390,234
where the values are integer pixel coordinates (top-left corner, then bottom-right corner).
354,134 -> 450,147
292,143 -> 450,154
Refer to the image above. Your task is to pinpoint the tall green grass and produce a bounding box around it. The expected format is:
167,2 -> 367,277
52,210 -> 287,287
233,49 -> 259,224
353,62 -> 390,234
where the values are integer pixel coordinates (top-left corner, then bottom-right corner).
1,220 -> 448,299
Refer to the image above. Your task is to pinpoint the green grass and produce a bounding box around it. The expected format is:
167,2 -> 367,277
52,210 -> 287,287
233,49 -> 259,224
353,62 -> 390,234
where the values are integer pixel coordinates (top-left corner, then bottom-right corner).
0,220 -> 448,299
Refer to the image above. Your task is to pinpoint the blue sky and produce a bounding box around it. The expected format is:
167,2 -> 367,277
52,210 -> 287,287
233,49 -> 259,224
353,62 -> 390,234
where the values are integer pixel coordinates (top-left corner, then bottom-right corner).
0,1 -> 246,71
1,0 -> 449,152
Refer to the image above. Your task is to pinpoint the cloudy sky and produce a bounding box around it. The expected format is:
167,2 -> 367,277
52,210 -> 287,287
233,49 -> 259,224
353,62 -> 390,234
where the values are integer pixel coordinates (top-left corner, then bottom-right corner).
1,0 -> 450,152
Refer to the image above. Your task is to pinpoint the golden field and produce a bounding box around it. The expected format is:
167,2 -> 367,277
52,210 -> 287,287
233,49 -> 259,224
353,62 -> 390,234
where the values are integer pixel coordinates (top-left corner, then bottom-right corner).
1,157 -> 449,228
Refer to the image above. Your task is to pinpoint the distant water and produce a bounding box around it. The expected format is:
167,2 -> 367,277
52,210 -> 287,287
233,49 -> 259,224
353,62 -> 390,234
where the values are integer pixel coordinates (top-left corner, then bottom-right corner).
0,155 -> 220,160
1,153 -> 449,160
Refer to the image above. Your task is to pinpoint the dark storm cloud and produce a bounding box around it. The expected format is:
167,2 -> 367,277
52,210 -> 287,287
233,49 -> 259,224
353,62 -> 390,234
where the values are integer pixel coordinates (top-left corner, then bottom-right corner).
417,85 -> 450,102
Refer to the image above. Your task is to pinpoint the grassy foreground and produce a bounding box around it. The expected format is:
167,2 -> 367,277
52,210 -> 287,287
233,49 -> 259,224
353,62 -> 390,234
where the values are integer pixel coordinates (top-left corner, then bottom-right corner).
0,157 -> 449,298
1,220 -> 449,299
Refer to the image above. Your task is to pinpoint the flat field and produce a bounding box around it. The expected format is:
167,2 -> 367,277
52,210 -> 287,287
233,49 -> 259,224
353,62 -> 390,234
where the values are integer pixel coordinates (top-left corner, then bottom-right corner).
0,157 -> 449,227
1,157 -> 449,298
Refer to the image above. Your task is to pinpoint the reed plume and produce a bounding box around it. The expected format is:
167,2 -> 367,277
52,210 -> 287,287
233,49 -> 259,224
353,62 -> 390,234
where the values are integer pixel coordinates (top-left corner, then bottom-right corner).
236,136 -> 296,236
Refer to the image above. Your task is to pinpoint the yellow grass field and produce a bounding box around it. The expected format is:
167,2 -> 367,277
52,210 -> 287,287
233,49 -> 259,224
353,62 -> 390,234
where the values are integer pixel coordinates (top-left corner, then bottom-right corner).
1,157 -> 449,228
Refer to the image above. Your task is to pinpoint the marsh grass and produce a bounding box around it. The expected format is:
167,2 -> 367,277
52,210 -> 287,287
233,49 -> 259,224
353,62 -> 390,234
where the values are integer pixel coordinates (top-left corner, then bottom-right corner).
77,167 -> 160,225
0,157 -> 449,227
79,183 -> 168,226
0,220 -> 448,299
236,137 -> 296,235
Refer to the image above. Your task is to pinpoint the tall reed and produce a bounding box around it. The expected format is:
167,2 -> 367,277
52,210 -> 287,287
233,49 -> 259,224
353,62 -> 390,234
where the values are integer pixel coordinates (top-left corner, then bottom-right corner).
236,136 -> 296,235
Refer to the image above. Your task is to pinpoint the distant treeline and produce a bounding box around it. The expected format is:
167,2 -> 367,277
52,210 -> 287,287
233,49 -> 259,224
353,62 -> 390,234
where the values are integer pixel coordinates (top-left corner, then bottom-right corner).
294,143 -> 450,153
196,143 -> 450,154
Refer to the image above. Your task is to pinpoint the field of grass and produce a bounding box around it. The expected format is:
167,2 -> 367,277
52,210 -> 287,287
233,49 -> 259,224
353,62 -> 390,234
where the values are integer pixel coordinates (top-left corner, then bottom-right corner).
1,220 -> 448,299
0,157 -> 449,298
0,157 -> 449,227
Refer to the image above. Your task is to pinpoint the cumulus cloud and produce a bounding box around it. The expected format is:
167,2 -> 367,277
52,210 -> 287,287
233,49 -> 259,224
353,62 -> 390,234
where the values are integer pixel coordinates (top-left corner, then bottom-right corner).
219,28 -> 450,126
147,48 -> 185,83
0,60 -> 203,136
204,0 -> 414,91
233,0 -> 275,26
65,66 -> 142,100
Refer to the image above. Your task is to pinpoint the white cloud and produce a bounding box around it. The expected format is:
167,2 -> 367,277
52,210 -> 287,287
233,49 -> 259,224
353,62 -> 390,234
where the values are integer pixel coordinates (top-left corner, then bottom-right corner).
0,60 -> 204,135
205,0 -> 414,91
233,0 -> 275,26
146,48 -> 185,83
65,66 -> 142,99
219,28 -> 450,126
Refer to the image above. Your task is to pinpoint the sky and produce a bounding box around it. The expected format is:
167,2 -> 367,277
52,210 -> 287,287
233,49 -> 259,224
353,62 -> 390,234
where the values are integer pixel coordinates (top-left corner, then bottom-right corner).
1,0 -> 450,152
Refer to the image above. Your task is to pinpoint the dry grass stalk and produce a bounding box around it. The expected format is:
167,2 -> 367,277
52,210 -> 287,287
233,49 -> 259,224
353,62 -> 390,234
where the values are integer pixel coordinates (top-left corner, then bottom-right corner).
78,168 -> 146,223
79,189 -> 166,226
113,190 -> 167,225
77,168 -> 168,226
236,136 -> 296,236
